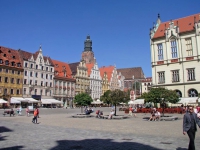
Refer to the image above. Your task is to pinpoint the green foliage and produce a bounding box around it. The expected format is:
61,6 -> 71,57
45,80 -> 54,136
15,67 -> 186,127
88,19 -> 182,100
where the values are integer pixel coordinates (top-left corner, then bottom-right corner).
74,93 -> 93,106
100,90 -> 112,105
141,87 -> 180,104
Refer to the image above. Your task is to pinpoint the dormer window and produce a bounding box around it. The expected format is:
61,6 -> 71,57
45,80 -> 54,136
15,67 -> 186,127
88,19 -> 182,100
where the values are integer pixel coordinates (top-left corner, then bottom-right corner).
54,71 -> 58,75
0,59 -> 3,64
17,63 -> 21,67
8,50 -> 11,53
12,56 -> 15,59
5,60 -> 9,65
4,54 -> 6,57
11,62 -> 15,66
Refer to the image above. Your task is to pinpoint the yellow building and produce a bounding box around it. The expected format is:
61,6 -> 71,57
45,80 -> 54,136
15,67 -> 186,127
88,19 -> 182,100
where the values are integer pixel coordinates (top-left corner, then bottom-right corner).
0,46 -> 23,105
69,60 -> 90,95
100,72 -> 109,95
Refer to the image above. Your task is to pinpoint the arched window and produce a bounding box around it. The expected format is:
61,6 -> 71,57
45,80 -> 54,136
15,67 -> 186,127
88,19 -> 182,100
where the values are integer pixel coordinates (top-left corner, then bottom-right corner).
175,89 -> 182,97
5,60 -> 9,65
188,89 -> 198,97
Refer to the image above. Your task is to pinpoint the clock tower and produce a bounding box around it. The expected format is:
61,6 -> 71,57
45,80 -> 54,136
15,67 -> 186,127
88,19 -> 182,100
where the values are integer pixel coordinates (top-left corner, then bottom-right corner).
81,35 -> 95,63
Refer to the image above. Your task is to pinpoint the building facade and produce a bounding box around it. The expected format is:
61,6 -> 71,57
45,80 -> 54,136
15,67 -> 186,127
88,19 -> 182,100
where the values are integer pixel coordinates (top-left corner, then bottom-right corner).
100,71 -> 110,95
18,46 -> 54,100
150,13 -> 200,97
52,60 -> 76,108
69,60 -> 90,95
141,77 -> 152,94
117,72 -> 125,91
86,61 -> 102,100
0,46 -> 23,103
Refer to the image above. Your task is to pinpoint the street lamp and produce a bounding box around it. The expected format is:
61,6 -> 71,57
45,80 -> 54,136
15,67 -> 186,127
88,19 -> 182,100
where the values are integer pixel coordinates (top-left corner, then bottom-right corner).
132,76 -> 136,100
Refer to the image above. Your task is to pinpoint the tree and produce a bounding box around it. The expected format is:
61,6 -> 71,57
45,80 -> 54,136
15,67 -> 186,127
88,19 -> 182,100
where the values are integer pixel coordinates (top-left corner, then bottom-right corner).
141,87 -> 180,116
100,90 -> 111,106
102,89 -> 129,116
74,93 -> 93,113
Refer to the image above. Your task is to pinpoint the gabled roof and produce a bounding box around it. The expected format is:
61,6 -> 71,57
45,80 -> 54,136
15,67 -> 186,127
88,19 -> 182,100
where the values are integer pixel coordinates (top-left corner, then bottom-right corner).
153,13 -> 200,39
18,49 -> 54,66
117,67 -> 145,80
52,59 -> 74,81
86,63 -> 94,76
99,66 -> 115,82
0,46 -> 23,69
69,62 -> 79,75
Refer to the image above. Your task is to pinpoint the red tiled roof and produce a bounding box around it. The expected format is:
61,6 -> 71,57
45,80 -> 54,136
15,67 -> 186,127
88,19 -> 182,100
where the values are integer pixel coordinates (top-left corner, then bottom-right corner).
153,13 -> 200,39
52,59 -> 73,80
99,66 -> 115,82
69,62 -> 79,75
0,46 -> 23,69
117,67 -> 145,80
86,63 -> 94,76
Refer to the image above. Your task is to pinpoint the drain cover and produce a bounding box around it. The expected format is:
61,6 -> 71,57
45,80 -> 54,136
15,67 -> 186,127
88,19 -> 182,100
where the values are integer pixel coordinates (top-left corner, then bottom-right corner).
160,142 -> 172,144
122,138 -> 132,141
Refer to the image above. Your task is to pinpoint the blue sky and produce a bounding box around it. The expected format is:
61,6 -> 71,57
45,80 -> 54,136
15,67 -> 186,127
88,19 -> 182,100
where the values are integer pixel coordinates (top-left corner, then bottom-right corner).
0,0 -> 200,77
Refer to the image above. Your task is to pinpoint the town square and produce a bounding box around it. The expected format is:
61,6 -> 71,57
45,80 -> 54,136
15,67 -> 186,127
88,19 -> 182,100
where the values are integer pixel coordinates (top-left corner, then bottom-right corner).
1,0 -> 200,150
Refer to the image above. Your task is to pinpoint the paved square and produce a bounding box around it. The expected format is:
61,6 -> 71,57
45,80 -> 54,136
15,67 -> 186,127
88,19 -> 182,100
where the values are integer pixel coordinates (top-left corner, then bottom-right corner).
0,107 -> 200,150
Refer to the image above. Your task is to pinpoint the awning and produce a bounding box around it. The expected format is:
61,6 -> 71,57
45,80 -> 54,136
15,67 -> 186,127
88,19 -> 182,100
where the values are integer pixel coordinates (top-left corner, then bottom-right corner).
0,99 -> 8,103
24,98 -> 39,103
11,97 -> 29,102
128,99 -> 144,105
177,97 -> 199,104
10,98 -> 21,104
91,100 -> 103,104
41,99 -> 62,104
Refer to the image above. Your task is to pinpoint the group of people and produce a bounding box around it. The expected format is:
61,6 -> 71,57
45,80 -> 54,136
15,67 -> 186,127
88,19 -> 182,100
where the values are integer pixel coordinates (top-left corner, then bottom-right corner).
148,108 -> 160,121
84,107 -> 94,115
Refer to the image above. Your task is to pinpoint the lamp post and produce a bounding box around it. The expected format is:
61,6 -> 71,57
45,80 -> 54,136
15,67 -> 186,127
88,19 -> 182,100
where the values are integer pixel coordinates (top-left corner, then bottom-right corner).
132,76 -> 136,100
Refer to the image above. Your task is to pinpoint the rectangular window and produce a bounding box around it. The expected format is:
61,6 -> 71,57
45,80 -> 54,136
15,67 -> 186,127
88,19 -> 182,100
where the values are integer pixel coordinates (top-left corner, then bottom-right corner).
46,74 -> 48,79
0,59 -> 3,64
35,89 -> 37,95
46,82 -> 48,87
157,43 -> 163,60
30,80 -> 32,85
158,72 -> 165,84
35,80 -> 37,86
5,77 -> 8,83
31,64 -> 33,68
24,79 -> 27,84
11,78 -> 14,84
50,82 -> 52,87
50,75 -> 52,80
30,72 -> 33,77
17,79 -> 20,84
25,63 -> 28,67
41,81 -> 43,86
23,88 -> 26,95
172,70 -> 179,82
187,68 -> 195,81
40,89 -> 43,95
51,68 -> 53,72
171,40 -> 178,58
16,89 -> 20,95
0,76 -> 1,82
0,68 -> 2,72
41,73 -> 43,78
41,66 -> 44,70
35,72 -> 38,77
11,89 -> 14,95
46,67 -> 48,71
36,65 -> 38,69
18,71 -> 20,75
185,38 -> 193,56
12,70 -> 15,74
5,69 -> 9,73
24,71 -> 27,76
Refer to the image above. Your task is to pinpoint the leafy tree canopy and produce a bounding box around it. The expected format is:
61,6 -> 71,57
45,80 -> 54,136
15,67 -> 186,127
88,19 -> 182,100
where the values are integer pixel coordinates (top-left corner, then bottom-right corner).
100,90 -> 111,104
74,93 -> 93,106
141,87 -> 180,104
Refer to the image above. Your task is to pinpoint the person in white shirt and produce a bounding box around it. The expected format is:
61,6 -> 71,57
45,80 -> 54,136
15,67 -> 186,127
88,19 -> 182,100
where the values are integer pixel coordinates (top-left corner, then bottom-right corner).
155,110 -> 161,121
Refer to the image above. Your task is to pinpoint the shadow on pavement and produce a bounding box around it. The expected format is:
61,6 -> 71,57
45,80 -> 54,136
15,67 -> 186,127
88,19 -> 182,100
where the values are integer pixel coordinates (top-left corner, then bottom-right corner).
0,146 -> 24,150
176,147 -> 187,150
50,139 -> 162,150
0,126 -> 13,133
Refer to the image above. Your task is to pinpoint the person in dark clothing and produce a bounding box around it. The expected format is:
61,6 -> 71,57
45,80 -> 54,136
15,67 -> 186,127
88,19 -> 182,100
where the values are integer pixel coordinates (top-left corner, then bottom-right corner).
183,106 -> 200,150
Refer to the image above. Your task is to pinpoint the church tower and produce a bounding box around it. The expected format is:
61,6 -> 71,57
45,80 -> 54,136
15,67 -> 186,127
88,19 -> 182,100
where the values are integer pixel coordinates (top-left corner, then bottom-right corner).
81,35 -> 95,63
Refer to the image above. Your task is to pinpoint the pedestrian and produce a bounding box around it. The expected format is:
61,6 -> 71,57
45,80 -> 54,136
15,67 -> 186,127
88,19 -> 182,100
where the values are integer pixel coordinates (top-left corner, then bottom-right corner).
129,107 -> 133,116
183,105 -> 200,150
36,107 -> 40,118
32,108 -> 38,124
26,107 -> 30,117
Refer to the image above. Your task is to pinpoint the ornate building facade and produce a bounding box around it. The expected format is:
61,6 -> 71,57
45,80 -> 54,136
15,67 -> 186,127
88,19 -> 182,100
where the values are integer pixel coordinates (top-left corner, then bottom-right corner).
141,77 -> 152,94
86,60 -> 102,100
117,72 -> 125,91
18,46 -> 54,100
150,13 -> 200,98
100,71 -> 109,95
0,46 -> 23,103
69,60 -> 90,95
52,60 -> 76,108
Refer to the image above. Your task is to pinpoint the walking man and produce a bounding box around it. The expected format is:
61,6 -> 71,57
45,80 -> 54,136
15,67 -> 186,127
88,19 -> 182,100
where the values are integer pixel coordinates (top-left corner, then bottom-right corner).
183,105 -> 200,150
32,108 -> 38,124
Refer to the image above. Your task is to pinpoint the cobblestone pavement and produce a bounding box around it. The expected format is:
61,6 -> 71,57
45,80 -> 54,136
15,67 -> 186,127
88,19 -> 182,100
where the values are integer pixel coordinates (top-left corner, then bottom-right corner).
0,107 -> 200,150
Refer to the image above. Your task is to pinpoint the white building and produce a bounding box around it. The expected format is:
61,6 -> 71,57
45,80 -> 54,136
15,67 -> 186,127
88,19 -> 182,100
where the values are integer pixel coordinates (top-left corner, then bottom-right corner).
150,13 -> 200,98
86,60 -> 102,100
18,46 -> 54,100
